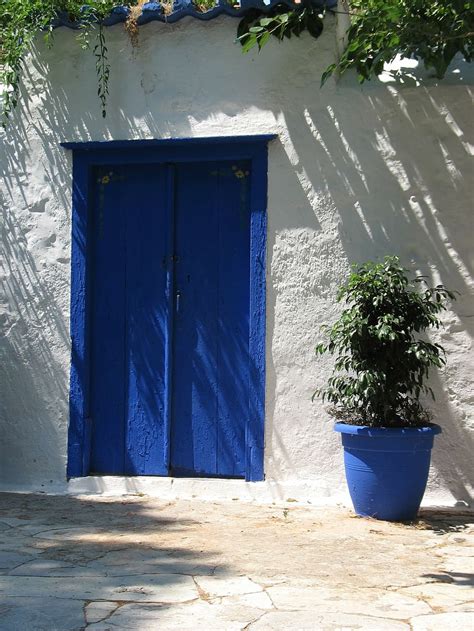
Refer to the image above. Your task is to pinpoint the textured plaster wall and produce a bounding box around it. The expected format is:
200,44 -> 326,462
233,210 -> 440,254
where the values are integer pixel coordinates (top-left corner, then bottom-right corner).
1,16 -> 473,506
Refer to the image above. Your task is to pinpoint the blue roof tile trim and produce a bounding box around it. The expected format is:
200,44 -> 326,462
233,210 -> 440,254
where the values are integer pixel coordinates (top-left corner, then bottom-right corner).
51,0 -> 337,28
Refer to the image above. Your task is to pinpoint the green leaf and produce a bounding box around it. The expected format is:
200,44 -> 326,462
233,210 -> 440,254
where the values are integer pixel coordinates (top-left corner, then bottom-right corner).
257,31 -> 271,50
241,34 -> 258,54
306,13 -> 323,39
320,64 -> 336,86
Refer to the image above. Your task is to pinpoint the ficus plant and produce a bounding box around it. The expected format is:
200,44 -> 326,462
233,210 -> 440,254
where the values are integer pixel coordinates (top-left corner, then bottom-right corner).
314,257 -> 456,428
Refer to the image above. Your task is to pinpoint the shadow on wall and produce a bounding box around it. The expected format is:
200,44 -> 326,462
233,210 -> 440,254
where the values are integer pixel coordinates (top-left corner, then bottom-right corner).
0,22 -> 472,501
275,68 -> 474,505
0,192 -> 69,487
258,66 -> 473,503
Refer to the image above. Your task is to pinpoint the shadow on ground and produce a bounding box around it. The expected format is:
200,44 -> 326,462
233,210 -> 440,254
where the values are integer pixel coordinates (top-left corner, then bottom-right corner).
415,508 -> 474,535
0,492 -> 222,575
1,493 -> 473,630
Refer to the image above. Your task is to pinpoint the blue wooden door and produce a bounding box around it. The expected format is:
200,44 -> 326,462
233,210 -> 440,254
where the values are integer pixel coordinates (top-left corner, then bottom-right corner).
89,160 -> 251,478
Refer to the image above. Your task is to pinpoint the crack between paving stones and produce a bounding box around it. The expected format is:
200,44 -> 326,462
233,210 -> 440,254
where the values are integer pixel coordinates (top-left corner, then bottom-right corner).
260,606 -> 432,623
390,580 -> 472,606
400,587 -> 473,615
28,527 -> 86,537
81,600 -> 88,629
10,571 -> 145,578
83,600 -> 125,628
191,575 -> 266,601
253,581 -> 278,592
192,576 -> 213,602
6,572 -> 108,578
254,578 -> 289,589
387,582 -> 437,591
263,589 -> 278,611
242,609 -> 270,630
404,610 -> 464,630
352,611 -> 433,623
0,593 -> 203,607
4,558 -> 40,575
103,570 -> 216,578
246,576 -> 271,594
47,547 -> 125,564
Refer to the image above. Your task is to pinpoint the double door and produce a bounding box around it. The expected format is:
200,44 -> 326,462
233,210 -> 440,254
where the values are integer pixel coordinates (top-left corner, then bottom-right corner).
89,160 -> 252,478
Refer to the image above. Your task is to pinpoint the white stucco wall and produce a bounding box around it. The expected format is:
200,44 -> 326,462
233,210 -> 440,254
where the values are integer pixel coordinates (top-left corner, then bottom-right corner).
1,16 -> 473,507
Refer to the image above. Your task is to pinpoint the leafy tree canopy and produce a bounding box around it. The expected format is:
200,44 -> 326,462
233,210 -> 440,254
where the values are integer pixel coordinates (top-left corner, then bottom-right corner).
239,0 -> 474,84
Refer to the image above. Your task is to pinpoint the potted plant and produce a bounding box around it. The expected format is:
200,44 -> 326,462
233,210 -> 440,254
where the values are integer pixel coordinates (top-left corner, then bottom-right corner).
315,257 -> 455,521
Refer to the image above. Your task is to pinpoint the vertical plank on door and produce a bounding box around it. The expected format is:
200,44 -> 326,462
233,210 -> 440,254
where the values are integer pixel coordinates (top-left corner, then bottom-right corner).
171,162 -> 219,475
171,161 -> 250,478
216,163 -> 251,477
90,167 -> 127,474
90,164 -> 170,475
125,164 -> 170,475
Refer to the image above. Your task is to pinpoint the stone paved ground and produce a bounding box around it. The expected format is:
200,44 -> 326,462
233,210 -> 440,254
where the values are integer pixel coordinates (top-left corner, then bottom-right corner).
0,493 -> 473,630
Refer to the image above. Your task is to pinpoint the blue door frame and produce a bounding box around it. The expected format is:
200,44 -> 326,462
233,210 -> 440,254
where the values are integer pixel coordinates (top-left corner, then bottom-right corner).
63,136 -> 273,482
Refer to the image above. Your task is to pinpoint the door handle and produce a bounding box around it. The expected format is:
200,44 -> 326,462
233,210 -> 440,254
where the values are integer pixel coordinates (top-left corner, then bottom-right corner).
176,290 -> 181,313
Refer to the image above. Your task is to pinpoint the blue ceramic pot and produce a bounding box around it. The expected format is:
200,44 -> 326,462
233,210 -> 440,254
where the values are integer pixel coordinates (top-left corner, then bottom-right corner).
334,423 -> 441,521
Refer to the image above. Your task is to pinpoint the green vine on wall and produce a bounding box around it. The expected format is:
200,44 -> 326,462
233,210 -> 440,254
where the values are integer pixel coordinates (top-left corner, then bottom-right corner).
0,1 -> 122,124
0,1 -> 473,126
238,1 -> 474,84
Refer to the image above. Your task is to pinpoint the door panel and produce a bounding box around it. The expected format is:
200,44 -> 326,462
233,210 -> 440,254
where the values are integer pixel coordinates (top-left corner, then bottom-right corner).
89,168 -> 127,474
90,164 -> 170,475
89,160 -> 252,479
170,162 -> 251,478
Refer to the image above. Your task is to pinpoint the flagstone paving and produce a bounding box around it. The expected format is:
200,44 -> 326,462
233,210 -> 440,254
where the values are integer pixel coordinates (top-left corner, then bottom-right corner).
0,493 -> 472,630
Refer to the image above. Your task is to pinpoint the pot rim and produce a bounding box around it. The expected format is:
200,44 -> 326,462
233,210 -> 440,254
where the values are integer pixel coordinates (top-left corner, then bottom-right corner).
334,422 -> 442,436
